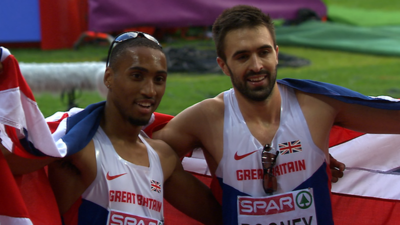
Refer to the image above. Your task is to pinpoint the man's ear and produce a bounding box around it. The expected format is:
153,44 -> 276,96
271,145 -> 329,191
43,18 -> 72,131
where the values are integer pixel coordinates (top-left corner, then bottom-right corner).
103,67 -> 113,89
275,45 -> 279,65
216,57 -> 230,77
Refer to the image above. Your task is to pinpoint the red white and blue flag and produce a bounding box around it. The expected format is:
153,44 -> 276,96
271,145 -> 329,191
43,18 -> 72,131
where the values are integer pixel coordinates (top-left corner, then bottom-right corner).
150,180 -> 162,193
329,126 -> 400,224
277,79 -> 400,224
2,45 -> 400,225
0,47 -> 62,225
279,140 -> 302,155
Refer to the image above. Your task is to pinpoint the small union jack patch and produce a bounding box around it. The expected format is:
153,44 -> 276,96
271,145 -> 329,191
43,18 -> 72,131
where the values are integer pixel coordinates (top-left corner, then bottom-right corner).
279,140 -> 302,155
150,180 -> 162,193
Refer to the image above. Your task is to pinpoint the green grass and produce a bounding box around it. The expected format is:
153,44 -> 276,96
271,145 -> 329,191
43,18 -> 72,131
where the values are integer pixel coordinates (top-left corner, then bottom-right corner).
323,0 -> 400,11
34,91 -> 105,117
159,74 -> 231,115
11,46 -> 109,63
278,46 -> 400,97
26,43 -> 400,117
7,0 -> 400,117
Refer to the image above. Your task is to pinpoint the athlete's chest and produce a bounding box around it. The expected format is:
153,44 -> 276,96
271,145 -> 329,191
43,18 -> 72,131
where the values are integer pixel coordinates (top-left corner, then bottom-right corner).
245,121 -> 280,147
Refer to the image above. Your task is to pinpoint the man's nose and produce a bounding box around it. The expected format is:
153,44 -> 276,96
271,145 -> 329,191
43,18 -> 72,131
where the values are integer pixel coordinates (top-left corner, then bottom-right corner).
249,55 -> 263,72
141,80 -> 156,97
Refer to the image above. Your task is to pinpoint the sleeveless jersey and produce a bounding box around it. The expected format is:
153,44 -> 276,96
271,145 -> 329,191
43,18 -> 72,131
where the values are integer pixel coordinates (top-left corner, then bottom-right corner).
77,128 -> 164,225
215,85 -> 332,224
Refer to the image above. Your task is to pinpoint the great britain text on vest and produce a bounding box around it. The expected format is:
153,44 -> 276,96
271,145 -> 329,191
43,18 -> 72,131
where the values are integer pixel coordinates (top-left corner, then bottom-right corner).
109,190 -> 162,212
236,159 -> 306,181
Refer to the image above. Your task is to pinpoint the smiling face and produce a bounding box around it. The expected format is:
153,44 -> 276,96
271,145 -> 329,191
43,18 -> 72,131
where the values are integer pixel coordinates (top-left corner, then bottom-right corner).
217,25 -> 279,102
105,46 -> 167,126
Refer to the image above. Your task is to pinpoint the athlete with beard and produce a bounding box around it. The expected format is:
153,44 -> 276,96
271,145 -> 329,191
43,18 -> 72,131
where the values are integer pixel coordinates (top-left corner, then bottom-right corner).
1,33 -> 222,225
153,5 -> 400,225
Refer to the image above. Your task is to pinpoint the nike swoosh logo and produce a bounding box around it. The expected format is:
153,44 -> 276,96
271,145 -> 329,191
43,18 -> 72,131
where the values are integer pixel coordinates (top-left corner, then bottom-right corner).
106,172 -> 127,180
234,150 -> 258,160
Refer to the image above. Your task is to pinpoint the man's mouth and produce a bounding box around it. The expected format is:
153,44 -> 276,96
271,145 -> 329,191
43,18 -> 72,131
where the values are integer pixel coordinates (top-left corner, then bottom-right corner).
137,102 -> 152,108
248,76 -> 266,82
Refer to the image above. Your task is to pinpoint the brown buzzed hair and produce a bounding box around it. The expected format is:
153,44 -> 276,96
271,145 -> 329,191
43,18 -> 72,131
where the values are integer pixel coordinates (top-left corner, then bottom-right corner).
212,5 -> 276,61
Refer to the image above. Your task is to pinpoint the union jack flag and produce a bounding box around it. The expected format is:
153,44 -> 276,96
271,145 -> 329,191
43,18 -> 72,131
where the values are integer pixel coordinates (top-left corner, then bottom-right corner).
279,140 -> 302,155
150,180 -> 162,193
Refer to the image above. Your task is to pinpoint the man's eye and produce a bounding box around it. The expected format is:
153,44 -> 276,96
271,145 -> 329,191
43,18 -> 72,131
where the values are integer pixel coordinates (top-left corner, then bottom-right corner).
131,73 -> 142,79
237,55 -> 248,60
260,50 -> 269,56
155,76 -> 166,83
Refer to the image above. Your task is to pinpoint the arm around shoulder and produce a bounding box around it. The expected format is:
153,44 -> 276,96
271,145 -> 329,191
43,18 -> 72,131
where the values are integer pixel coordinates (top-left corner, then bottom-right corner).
163,156 -> 222,225
152,138 -> 222,224
153,97 -> 224,158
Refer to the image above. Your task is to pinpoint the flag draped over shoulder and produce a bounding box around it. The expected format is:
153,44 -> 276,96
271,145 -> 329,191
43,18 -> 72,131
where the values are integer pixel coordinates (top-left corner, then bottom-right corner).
0,45 -> 105,159
0,47 -> 60,159
0,57 -> 103,158
0,46 -> 201,225
277,78 -> 400,109
277,79 -> 400,224
0,47 -> 61,225
2,44 -> 400,225
158,79 -> 400,224
0,46 -> 105,224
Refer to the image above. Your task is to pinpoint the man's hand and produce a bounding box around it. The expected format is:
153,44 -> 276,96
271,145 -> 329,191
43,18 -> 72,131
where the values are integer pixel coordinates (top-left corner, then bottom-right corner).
330,154 -> 345,183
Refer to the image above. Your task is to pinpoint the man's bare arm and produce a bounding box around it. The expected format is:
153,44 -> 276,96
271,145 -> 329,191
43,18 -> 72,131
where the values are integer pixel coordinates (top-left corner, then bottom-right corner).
147,137 -> 222,224
335,100 -> 400,134
0,142 -> 56,175
164,158 -> 222,225
153,97 -> 224,161
153,105 -> 205,158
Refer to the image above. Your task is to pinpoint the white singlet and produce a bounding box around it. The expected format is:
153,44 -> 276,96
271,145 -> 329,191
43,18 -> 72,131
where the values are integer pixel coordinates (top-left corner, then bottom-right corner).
73,128 -> 164,225
215,85 -> 332,225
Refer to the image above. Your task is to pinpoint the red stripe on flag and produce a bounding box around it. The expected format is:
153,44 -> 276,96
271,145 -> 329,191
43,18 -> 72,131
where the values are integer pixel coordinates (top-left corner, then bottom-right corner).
0,55 -> 35,100
0,151 -> 30,219
332,193 -> 400,224
329,125 -> 365,147
15,169 -> 62,225
47,113 -> 69,133
4,125 -> 46,159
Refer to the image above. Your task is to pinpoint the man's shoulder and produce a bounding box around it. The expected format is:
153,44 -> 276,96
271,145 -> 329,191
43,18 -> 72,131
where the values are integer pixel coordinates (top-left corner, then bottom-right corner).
278,78 -> 357,97
143,137 -> 176,158
66,139 -> 96,168
171,94 -> 224,126
201,94 -> 224,109
143,137 -> 178,178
